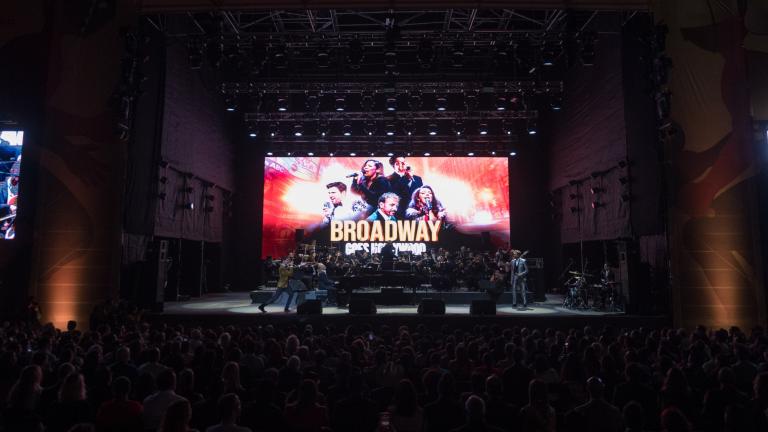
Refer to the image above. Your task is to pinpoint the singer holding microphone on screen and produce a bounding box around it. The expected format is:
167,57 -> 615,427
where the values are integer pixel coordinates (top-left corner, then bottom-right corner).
405,185 -> 447,222
350,159 -> 390,217
387,155 -> 423,218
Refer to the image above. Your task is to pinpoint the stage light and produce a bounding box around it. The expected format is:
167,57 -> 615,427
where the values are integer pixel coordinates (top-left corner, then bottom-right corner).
347,36 -> 364,69
387,152 -> 394,156
318,121 -> 330,137
276,96 -> 288,112
491,151 -> 496,155
479,123 -> 488,135
435,95 -> 447,111
329,152 -> 334,156
468,152 -> 474,156
509,152 -> 517,156
225,95 -> 237,112
293,124 -> 304,137
417,36 -> 434,68
305,93 -> 320,111
409,91 -> 422,110
361,92 -> 375,111
335,96 -> 346,112
496,95 -> 508,111
452,37 -> 464,67
248,123 -> 258,137
269,123 -> 279,137
271,44 -> 287,69
502,120 -> 513,135
349,152 -> 356,156
343,124 -> 352,136
527,119 -> 537,135
424,152 -> 430,156
464,93 -> 478,111
249,132 -> 257,138
550,94 -> 563,111
286,152 -> 292,156
364,121 -> 376,136
308,152 -> 314,156
402,121 -> 414,136
427,123 -> 438,136
266,152 -> 273,156
316,46 -> 330,68
453,121 -> 465,136
385,123 -> 396,136
386,96 -> 397,112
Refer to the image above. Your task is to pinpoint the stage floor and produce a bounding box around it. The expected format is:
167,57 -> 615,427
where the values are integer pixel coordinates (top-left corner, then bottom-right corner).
162,291 -> 623,317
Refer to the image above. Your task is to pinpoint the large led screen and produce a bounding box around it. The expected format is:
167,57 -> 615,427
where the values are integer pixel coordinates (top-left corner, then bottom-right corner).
0,131 -> 22,240
262,156 -> 509,258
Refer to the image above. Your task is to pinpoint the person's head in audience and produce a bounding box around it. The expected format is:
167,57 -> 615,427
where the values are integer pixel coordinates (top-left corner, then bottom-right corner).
528,379 -> 548,407
160,399 -> 193,432
217,393 -> 242,425
586,376 -> 605,400
59,372 -> 86,402
111,376 -> 131,401
115,346 -> 130,364
755,372 -> 768,400
296,379 -> 319,408
437,372 -> 456,400
392,379 -> 418,415
8,364 -> 43,409
485,375 -> 502,399
157,368 -> 177,392
623,401 -> 645,432
464,395 -> 486,425
660,407 -> 691,432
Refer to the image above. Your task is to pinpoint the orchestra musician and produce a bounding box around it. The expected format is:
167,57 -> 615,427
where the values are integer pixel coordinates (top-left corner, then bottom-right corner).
510,250 -> 529,309
315,263 -> 337,306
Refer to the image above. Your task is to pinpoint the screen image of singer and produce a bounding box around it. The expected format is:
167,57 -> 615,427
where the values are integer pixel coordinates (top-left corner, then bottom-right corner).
262,156 -> 510,258
0,131 -> 22,240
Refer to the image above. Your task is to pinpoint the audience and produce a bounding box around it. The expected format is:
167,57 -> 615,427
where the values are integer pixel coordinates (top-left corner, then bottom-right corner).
2,314 -> 768,432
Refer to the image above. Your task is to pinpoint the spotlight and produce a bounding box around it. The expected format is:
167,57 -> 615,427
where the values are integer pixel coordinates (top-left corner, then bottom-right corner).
385,123 -> 396,136
479,123 -> 488,135
403,121 -> 415,136
308,152 -> 314,156
464,93 -> 478,111
225,95 -> 237,112
496,95 -> 508,111
247,123 -> 258,138
271,44 -> 287,69
363,122 -> 376,136
427,123 -> 438,136
305,93 -> 320,111
468,152 -> 475,156
550,94 -> 563,111
424,152 -> 431,156
335,96 -> 346,112
387,152 -> 394,156
268,123 -> 279,137
502,120 -> 513,135
342,124 -> 352,136
526,119 -> 537,135
361,92 -> 375,111
266,152 -> 273,156
276,96 -> 288,112
509,152 -> 517,156
453,121 -> 465,136
435,95 -> 447,111
349,152 -> 356,156
293,124 -> 304,137
347,36 -> 364,68
316,46 -> 331,68
452,37 -> 464,67
386,96 -> 397,112
409,92 -> 422,110
541,39 -> 562,66
318,121 -> 330,137
417,36 -> 434,68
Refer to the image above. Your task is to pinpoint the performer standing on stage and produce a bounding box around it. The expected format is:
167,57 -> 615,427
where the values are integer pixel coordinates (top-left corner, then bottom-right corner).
258,257 -> 297,313
510,250 -> 528,309
387,155 -> 423,218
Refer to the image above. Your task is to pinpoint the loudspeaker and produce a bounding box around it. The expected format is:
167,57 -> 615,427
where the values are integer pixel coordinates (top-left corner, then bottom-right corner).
417,298 -> 445,315
295,229 -> 304,243
470,300 -> 496,315
152,240 -> 170,312
349,298 -> 377,315
297,299 -> 322,315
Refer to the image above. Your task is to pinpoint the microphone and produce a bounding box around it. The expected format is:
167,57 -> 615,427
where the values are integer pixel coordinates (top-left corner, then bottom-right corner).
345,172 -> 360,178
406,166 -> 411,171
424,197 -> 432,211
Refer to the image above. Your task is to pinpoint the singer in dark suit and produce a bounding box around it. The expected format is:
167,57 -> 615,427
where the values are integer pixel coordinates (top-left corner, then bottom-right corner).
510,250 -> 528,308
386,155 -> 423,218
405,185 -> 446,222
350,159 -> 390,215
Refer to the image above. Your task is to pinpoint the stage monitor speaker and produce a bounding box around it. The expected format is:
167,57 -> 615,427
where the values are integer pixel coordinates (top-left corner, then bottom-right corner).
297,299 -> 322,315
417,298 -> 445,315
295,229 -> 305,243
470,300 -> 496,315
349,298 -> 377,315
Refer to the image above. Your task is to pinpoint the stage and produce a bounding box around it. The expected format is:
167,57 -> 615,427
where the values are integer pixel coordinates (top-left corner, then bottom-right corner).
154,291 -> 669,329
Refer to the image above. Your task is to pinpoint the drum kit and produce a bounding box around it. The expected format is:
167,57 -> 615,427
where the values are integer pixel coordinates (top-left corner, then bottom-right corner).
562,271 -> 623,311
